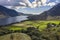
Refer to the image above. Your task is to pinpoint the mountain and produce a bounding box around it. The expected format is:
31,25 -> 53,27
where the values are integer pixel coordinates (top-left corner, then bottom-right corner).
19,12 -> 33,16
0,12 -> 7,18
28,3 -> 60,20
48,3 -> 60,16
0,5 -> 19,17
0,5 -> 29,25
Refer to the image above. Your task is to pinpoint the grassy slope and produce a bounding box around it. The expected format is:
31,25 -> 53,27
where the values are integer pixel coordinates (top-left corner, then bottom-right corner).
0,20 -> 60,40
9,20 -> 60,31
1,20 -> 59,31
0,33 -> 31,40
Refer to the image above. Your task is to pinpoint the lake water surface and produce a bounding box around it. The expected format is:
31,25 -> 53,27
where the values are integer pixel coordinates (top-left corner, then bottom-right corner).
0,16 -> 28,25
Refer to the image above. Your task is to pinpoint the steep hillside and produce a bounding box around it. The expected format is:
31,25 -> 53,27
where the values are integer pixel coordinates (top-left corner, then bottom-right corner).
0,12 -> 7,18
28,3 -> 60,20
0,5 -> 19,17
48,3 -> 60,16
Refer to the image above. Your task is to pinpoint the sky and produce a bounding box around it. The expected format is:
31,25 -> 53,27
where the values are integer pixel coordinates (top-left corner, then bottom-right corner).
0,0 -> 60,14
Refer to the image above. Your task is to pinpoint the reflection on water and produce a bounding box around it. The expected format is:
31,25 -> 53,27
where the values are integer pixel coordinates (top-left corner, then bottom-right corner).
0,16 -> 28,25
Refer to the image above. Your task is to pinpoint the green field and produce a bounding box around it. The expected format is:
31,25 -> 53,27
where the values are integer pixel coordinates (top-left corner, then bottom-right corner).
0,20 -> 60,40
7,20 -> 60,31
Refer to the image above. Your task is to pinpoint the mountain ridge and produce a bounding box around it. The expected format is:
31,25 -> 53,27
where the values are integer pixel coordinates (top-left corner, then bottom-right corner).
0,5 -> 19,17
28,3 -> 60,20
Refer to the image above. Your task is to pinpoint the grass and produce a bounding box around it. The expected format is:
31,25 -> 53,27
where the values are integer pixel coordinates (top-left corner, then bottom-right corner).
0,33 -> 31,40
0,20 -> 60,40
3,20 -> 60,31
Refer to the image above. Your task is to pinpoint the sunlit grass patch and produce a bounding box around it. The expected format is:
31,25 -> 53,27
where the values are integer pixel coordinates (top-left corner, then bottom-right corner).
2,20 -> 60,31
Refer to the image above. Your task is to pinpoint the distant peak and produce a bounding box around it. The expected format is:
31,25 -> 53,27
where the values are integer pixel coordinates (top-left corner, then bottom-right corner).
56,3 -> 60,6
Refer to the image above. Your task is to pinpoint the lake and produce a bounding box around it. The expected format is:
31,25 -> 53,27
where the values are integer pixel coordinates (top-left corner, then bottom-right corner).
0,16 -> 28,26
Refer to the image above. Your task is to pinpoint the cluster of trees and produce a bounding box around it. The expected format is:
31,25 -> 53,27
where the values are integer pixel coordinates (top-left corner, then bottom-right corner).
21,27 -> 41,40
0,28 -> 21,36
0,23 -> 60,40
21,23 -> 60,40
47,23 -> 60,28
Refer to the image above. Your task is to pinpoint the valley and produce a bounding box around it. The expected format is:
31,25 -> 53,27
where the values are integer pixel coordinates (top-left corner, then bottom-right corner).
0,20 -> 60,40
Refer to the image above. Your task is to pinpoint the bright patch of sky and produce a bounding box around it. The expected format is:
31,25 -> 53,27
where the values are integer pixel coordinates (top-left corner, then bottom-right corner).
16,6 -> 52,15
29,0 -> 35,3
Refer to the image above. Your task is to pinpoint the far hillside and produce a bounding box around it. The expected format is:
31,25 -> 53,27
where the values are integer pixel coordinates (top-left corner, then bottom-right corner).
28,3 -> 60,20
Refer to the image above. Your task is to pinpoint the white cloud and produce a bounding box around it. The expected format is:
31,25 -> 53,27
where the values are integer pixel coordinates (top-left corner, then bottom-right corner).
3,0 -> 33,10
31,0 -> 42,8
5,6 -> 12,9
15,6 -> 26,9
19,2 -> 26,7
0,0 -> 32,7
31,0 -> 38,8
8,0 -> 11,2
31,0 -> 57,7
40,2 -> 56,6
47,2 -> 56,6
2,0 -> 59,9
55,0 -> 59,3
41,0 -> 47,4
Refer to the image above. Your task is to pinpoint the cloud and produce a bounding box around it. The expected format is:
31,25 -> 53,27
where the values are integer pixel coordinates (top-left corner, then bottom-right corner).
0,0 -> 59,9
47,2 -> 56,6
0,0 -> 34,10
0,0 -> 47,8
31,0 -> 56,8
0,0 -> 32,7
55,0 -> 60,3
41,0 -> 47,4
5,6 -> 12,9
31,0 -> 42,8
24,0 -> 57,8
